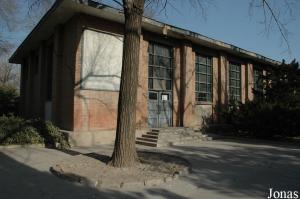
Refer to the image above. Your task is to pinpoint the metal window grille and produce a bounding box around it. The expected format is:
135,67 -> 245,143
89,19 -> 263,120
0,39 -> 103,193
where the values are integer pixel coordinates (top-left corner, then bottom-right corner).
148,43 -> 173,91
195,54 -> 212,102
229,62 -> 241,101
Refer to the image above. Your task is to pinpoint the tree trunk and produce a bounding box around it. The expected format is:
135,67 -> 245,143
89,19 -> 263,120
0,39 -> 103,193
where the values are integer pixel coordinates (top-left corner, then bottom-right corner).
109,0 -> 144,167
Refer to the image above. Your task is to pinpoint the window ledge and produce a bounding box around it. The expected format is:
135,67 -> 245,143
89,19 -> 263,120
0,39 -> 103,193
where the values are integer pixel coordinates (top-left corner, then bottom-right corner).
195,101 -> 213,105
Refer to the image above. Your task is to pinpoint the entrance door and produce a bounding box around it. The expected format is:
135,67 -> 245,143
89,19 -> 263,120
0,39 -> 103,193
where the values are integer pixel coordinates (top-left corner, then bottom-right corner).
148,91 -> 172,128
147,42 -> 173,128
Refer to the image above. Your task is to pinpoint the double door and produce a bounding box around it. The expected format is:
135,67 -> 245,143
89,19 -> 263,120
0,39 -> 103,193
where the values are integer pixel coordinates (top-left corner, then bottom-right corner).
148,91 -> 172,128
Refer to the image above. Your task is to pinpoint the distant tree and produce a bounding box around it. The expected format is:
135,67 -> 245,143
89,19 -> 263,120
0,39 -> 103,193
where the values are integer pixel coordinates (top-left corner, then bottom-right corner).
0,0 -> 18,54
0,57 -> 20,88
256,60 -> 300,107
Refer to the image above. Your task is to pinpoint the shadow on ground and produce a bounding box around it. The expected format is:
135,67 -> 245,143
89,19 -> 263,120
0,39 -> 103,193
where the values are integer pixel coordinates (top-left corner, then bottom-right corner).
0,152 -> 189,199
1,140 -> 300,199
168,141 -> 300,198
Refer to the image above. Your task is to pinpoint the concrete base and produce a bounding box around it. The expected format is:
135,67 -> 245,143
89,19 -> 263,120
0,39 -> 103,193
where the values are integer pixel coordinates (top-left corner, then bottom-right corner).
62,129 -> 147,147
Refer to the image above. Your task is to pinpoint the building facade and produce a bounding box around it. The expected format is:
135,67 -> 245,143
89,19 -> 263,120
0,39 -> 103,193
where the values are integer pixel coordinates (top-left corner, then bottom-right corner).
10,0 -> 278,146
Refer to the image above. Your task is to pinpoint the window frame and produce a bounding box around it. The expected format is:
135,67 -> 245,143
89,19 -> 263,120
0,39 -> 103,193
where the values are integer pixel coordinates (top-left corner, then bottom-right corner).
148,42 -> 173,91
253,67 -> 264,92
195,53 -> 213,103
229,62 -> 242,102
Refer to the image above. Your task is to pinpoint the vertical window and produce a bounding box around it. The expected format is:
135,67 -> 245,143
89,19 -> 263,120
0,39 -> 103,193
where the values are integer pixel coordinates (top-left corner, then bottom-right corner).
148,43 -> 173,91
195,54 -> 212,102
229,62 -> 241,101
254,67 -> 263,92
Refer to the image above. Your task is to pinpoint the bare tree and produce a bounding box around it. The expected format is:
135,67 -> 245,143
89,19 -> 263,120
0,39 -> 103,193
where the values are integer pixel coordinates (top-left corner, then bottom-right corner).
0,0 -> 19,54
249,0 -> 296,54
0,56 -> 20,88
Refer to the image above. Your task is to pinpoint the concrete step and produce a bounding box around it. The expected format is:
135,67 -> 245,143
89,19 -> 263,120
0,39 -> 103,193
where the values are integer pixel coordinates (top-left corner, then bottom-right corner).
136,140 -> 157,147
142,134 -> 158,139
146,132 -> 159,136
136,137 -> 158,142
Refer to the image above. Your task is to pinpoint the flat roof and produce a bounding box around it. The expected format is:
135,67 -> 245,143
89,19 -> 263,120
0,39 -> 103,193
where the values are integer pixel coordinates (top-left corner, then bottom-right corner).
9,0 -> 280,65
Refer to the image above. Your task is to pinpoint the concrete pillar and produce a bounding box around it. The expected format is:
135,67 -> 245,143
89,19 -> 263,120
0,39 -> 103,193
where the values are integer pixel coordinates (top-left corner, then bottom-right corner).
218,53 -> 228,106
181,42 -> 196,127
38,42 -> 47,119
136,35 -> 148,129
19,59 -> 28,117
51,25 -> 64,125
241,63 -> 246,103
212,56 -> 219,121
246,63 -> 254,101
173,46 -> 181,127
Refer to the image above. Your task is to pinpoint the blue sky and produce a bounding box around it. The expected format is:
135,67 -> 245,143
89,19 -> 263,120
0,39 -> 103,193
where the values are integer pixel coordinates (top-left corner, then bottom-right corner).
151,0 -> 300,63
10,0 -> 300,63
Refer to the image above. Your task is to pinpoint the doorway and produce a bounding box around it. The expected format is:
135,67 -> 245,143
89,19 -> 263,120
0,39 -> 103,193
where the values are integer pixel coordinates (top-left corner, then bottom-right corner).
147,42 -> 173,128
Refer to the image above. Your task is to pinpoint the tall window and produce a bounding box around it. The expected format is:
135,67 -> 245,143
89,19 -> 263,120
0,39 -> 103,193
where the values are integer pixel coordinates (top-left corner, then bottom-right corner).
195,54 -> 212,102
229,62 -> 241,101
254,68 -> 263,92
148,43 -> 173,91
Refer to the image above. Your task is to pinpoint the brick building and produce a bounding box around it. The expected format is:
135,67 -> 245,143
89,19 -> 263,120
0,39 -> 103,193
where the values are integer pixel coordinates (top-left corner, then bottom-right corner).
9,0 -> 279,146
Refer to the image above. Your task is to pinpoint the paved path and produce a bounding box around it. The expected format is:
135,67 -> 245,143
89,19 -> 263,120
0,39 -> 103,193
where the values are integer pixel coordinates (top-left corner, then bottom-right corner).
1,140 -> 300,199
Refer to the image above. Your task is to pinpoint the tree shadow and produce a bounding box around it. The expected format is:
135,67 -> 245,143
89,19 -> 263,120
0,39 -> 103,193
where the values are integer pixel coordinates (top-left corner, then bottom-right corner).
166,142 -> 300,198
0,151 -> 190,199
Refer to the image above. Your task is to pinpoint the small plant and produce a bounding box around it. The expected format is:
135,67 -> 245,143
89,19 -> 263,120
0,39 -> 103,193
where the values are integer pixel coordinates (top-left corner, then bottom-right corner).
0,115 -> 69,148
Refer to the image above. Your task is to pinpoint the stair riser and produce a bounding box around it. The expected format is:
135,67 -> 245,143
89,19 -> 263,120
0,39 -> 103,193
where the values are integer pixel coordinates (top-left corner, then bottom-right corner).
142,135 -> 158,139
135,141 -> 157,147
136,137 -> 158,142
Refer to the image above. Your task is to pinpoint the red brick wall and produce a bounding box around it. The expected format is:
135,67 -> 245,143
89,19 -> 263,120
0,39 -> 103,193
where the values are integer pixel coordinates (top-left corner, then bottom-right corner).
19,13 -> 266,133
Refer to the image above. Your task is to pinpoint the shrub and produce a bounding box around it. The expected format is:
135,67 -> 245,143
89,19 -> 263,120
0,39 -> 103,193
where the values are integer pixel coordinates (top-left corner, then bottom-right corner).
0,85 -> 19,116
218,60 -> 300,139
30,119 -> 69,149
220,101 -> 300,138
3,126 -> 44,145
0,115 -> 69,148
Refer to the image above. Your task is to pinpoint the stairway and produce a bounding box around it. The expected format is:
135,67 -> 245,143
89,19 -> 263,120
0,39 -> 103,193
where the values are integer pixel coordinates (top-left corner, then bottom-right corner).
136,127 -> 212,147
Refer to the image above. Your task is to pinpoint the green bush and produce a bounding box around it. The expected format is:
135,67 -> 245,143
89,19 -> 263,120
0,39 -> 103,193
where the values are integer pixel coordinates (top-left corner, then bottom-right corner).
0,85 -> 19,116
30,119 -> 69,149
0,115 -> 69,148
221,101 -> 300,138
4,126 -> 44,145
218,60 -> 300,139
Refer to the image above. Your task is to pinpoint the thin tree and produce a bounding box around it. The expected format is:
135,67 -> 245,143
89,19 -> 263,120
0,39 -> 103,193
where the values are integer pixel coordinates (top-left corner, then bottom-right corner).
108,0 -> 145,167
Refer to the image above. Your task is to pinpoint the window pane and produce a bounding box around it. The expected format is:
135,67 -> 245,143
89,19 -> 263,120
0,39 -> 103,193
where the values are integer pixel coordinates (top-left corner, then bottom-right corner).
200,65 -> 206,73
207,65 -> 212,73
148,44 -> 153,53
149,55 -> 154,65
199,56 -> 206,64
149,92 -> 157,100
207,75 -> 212,83
148,66 -> 153,77
207,58 -> 212,65
166,80 -> 172,90
200,74 -> 207,83
200,83 -> 206,92
148,78 -> 153,89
